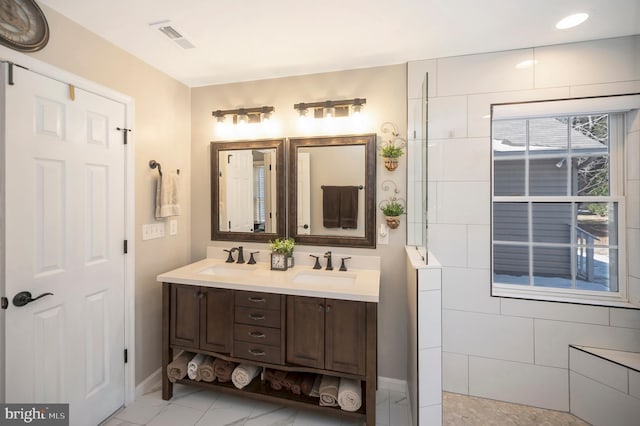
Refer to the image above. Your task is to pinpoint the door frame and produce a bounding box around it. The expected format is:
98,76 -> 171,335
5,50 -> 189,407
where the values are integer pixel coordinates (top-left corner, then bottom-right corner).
0,46 -> 136,407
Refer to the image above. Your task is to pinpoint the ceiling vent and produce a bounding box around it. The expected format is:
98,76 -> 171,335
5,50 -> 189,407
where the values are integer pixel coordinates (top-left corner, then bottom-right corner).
149,20 -> 195,49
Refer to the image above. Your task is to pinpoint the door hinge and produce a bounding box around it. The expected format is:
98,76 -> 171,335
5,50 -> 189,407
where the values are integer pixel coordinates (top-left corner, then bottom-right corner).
124,240 -> 128,254
1,297 -> 8,309
124,349 -> 128,364
7,62 -> 14,85
269,164 -> 272,171
228,220 -> 231,230
116,127 -> 132,144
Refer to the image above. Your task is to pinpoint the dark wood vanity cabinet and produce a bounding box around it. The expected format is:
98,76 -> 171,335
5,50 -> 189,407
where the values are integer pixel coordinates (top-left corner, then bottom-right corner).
163,282 -> 377,425
169,284 -> 232,353
286,296 -> 366,376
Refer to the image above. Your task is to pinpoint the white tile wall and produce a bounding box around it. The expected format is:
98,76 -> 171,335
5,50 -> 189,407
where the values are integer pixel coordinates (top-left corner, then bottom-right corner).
628,229 -> 640,278
428,96 -> 468,139
437,49 -> 534,97
500,298 -> 610,325
408,98 -> 424,141
467,87 -> 571,137
418,267 -> 442,291
443,310 -> 533,363
427,181 -> 437,225
419,290 -> 441,349
570,81 -> 640,98
466,225 -> 490,269
442,352 -> 469,394
627,127 -> 640,181
630,370 -> 640,399
428,138 -> 490,182
569,347 -> 629,393
435,181 -> 490,225
469,356 -> 569,411
534,320 -> 640,368
570,371 -> 640,426
407,58 -> 437,100
535,36 -> 640,88
441,268 -> 499,314
610,308 -> 640,329
428,224 -> 467,267
627,180 -> 640,230
419,347 -> 442,407
419,405 -> 443,426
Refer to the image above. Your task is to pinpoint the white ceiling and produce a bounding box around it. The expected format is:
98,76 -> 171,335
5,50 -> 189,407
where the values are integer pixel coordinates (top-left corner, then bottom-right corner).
39,0 -> 640,87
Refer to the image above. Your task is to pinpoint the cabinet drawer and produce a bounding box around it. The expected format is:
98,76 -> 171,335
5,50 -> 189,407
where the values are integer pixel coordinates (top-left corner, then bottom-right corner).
235,291 -> 281,310
234,324 -> 281,347
234,341 -> 282,364
235,306 -> 281,328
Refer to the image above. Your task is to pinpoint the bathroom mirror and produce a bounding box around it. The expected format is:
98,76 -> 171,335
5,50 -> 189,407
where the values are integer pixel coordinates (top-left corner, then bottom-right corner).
211,139 -> 286,242
288,134 -> 376,248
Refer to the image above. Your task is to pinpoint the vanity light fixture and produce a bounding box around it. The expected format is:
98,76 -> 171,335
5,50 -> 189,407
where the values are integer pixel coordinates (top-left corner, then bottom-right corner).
212,106 -> 275,125
556,12 -> 589,30
294,98 -> 366,119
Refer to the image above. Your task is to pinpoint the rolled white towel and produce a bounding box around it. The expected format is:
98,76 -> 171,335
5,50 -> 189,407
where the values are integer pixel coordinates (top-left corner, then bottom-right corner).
337,378 -> 362,412
231,364 -> 261,389
187,353 -> 205,381
319,375 -> 340,407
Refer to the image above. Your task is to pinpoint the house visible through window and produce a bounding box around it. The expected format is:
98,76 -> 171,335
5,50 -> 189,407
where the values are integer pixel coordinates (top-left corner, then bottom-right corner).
491,101 -> 629,305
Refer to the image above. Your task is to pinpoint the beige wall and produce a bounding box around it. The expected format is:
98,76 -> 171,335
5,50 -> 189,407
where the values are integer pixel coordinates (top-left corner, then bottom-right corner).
191,65 -> 409,379
18,5 -> 192,384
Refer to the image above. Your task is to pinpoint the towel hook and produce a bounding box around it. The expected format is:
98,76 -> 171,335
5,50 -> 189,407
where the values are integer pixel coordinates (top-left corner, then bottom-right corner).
149,160 -> 162,176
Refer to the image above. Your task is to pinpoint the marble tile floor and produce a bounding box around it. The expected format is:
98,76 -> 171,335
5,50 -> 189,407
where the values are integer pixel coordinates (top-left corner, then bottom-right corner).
101,383 -> 409,426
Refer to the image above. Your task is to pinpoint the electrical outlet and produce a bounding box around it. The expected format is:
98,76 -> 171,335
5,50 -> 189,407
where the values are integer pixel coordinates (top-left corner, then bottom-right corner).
169,219 -> 178,236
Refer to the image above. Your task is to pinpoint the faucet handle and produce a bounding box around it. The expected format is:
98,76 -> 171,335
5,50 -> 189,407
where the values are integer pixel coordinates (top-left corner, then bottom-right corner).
309,254 -> 322,270
224,248 -> 236,263
339,257 -> 352,272
248,251 -> 259,265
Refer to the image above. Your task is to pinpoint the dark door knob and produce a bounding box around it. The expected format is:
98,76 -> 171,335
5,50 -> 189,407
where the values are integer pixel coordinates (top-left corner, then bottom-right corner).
12,291 -> 54,307
303,224 -> 309,229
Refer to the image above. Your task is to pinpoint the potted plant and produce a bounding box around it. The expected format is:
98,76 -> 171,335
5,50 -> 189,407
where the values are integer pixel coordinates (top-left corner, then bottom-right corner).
380,199 -> 405,229
269,238 -> 295,270
379,122 -> 406,171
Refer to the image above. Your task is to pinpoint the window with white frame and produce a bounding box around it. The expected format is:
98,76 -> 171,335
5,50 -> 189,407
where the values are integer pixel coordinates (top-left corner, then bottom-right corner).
490,95 -> 639,306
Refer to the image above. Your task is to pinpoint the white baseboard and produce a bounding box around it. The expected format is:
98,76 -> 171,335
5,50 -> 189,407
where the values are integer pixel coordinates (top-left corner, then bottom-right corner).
378,376 -> 409,394
135,367 -> 162,400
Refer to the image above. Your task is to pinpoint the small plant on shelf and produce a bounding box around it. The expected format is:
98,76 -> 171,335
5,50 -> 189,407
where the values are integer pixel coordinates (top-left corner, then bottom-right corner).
380,198 -> 406,229
379,122 -> 406,171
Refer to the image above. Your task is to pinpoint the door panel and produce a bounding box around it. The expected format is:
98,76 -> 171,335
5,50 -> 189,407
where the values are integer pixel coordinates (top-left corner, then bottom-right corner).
286,296 -> 324,369
201,288 -> 233,353
170,285 -> 200,348
325,299 -> 366,375
3,65 -> 127,426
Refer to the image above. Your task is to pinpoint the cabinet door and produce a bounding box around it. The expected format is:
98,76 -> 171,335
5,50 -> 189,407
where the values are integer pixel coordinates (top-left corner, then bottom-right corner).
325,299 -> 366,375
286,296 -> 324,369
200,287 -> 233,353
170,284 -> 201,348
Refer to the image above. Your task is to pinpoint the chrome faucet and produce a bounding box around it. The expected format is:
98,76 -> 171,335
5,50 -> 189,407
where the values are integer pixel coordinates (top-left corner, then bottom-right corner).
324,251 -> 333,271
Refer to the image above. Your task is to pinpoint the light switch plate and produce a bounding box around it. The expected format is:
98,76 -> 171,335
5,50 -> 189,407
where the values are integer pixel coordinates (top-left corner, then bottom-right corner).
142,223 -> 165,240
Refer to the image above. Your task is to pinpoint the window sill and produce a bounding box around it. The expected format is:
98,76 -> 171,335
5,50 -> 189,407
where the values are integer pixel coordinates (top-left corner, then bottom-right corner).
492,284 -> 640,309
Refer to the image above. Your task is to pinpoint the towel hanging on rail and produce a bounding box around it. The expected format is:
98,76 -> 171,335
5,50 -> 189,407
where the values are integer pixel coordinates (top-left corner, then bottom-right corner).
155,172 -> 180,219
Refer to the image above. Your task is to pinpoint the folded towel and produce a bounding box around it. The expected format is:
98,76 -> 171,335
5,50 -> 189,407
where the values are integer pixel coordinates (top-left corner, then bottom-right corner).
155,172 -> 180,219
339,186 -> 359,229
167,351 -> 194,383
265,369 -> 288,390
213,358 -> 237,383
319,375 -> 340,407
322,186 -> 359,229
187,353 -> 205,381
300,374 -> 316,397
199,356 -> 216,383
231,364 -> 261,389
337,378 -> 362,412
284,372 -> 302,395
309,375 -> 321,398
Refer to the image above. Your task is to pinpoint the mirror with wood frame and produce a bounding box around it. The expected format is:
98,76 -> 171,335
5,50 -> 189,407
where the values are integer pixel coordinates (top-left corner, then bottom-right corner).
211,139 -> 286,242
288,134 -> 377,248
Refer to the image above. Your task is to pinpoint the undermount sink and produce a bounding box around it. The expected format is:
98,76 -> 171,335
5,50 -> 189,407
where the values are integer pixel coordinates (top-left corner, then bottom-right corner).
199,264 -> 256,277
292,270 -> 357,286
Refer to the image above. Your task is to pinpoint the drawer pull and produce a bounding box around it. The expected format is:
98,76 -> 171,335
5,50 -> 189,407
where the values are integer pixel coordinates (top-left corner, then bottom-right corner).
248,331 -> 266,338
249,349 -> 266,356
249,313 -> 265,321
248,297 -> 266,303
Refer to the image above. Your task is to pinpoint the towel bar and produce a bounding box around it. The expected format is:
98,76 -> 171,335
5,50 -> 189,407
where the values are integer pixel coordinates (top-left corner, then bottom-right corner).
321,185 -> 363,190
149,160 -> 179,176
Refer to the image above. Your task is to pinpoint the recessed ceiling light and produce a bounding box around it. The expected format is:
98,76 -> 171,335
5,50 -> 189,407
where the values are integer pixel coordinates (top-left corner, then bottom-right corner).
556,13 -> 589,30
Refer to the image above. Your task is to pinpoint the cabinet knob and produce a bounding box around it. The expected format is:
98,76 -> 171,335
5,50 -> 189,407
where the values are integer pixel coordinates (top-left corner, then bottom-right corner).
198,292 -> 205,299
248,297 -> 266,303
249,313 -> 265,321
248,349 -> 266,357
248,331 -> 266,339
317,303 -> 324,312
326,305 -> 332,312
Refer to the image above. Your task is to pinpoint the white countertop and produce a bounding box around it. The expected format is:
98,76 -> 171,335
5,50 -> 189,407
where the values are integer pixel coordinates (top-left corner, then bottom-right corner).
157,256 -> 380,303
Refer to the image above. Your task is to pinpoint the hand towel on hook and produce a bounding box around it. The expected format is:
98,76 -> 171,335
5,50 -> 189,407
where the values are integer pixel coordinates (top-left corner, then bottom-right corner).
155,172 -> 180,219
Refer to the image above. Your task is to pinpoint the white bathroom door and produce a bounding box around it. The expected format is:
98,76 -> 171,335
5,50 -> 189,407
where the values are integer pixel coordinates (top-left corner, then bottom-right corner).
2,65 -> 126,425
225,150 -> 254,232
297,152 -> 311,234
